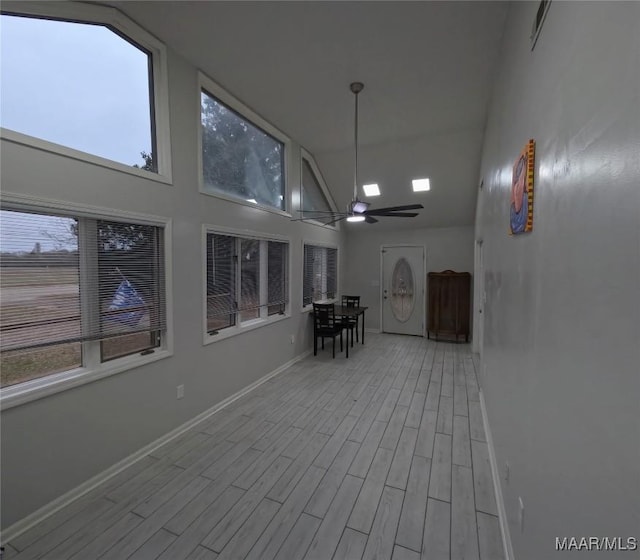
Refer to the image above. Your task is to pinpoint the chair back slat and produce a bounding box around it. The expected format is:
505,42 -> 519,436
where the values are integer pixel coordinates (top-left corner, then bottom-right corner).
313,303 -> 336,329
342,295 -> 360,308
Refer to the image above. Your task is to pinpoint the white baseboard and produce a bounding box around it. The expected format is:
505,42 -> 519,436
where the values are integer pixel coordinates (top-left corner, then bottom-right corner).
364,327 -> 381,334
1,349 -> 312,544
479,389 -> 515,560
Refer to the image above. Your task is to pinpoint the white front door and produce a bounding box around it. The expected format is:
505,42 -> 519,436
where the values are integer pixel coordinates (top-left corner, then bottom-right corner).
381,245 -> 424,336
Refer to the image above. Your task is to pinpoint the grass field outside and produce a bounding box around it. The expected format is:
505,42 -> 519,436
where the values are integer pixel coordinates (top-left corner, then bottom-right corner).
1,266 -> 155,387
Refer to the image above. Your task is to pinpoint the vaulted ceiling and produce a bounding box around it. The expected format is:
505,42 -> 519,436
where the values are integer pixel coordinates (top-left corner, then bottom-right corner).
108,1 -> 509,230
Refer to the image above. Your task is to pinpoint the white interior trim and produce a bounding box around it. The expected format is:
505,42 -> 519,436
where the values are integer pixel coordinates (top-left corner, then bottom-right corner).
479,389 -> 515,560
0,347 -> 312,544
298,147 -> 340,229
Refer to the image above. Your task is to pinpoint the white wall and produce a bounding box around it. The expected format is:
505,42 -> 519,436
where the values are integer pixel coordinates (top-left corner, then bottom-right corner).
477,2 -> 640,558
344,225 -> 474,332
0,46 -> 343,528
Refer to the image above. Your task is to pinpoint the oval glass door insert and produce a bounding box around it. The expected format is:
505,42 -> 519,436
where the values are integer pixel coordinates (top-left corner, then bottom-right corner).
390,257 -> 415,322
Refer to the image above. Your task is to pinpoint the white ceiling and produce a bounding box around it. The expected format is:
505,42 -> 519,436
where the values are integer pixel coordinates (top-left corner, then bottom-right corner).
107,1 -> 509,229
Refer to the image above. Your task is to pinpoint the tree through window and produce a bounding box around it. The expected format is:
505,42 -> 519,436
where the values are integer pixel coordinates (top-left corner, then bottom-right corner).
201,90 -> 285,211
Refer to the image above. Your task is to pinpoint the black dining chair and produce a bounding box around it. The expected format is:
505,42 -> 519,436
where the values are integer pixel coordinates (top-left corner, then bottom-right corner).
313,303 -> 346,358
340,295 -> 361,346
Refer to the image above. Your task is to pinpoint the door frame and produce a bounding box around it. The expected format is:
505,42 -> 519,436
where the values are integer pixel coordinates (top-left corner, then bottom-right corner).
472,238 -> 484,356
379,244 -> 426,337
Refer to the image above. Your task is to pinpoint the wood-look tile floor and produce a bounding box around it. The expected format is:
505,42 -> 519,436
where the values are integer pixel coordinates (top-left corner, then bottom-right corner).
5,334 -> 504,560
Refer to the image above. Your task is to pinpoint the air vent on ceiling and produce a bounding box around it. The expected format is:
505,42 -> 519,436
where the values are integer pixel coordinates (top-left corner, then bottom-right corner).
530,0 -> 551,50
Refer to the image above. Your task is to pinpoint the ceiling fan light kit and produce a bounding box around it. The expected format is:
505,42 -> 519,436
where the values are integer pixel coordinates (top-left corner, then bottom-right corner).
294,81 -> 424,226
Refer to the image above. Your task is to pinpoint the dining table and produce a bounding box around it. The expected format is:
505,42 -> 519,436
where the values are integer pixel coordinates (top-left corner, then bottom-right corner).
333,305 -> 368,344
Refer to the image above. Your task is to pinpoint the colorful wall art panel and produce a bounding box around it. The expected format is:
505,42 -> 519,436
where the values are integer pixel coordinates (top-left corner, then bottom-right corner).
510,139 -> 535,234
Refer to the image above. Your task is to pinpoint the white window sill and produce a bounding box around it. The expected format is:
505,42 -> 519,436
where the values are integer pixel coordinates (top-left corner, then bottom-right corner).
199,187 -> 291,218
301,298 -> 338,313
203,312 -> 289,345
1,129 -> 173,185
0,348 -> 172,411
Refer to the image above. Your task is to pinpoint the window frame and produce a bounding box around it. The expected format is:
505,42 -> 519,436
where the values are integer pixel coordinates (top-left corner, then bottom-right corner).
0,192 -> 173,410
300,147 -> 340,229
0,1 -> 173,184
301,240 -> 339,312
197,72 -> 291,216
202,224 -> 290,345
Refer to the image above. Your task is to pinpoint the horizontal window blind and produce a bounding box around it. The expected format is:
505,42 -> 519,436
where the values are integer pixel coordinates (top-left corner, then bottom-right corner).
303,244 -> 337,306
206,232 -> 288,332
239,238 -> 260,321
0,210 -> 81,353
96,219 -> 165,343
326,247 -> 337,299
0,209 -> 166,354
268,240 -> 288,315
206,233 -> 236,331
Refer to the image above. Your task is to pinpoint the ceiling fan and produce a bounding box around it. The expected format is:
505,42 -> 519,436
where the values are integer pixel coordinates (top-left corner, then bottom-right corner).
296,82 -> 424,225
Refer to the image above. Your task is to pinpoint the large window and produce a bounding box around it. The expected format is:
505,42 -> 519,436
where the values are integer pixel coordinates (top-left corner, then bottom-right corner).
0,3 -> 171,179
303,244 -> 338,307
0,207 -> 167,390
206,230 -> 288,337
200,76 -> 287,212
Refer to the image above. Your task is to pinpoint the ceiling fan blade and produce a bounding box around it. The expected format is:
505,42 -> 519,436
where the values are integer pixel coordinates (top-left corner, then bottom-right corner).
371,212 -> 420,218
298,210 -> 345,214
365,215 -> 379,224
365,204 -> 424,214
326,216 -> 347,226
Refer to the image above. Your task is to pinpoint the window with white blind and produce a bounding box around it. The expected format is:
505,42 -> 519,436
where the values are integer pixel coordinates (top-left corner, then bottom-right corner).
303,244 -> 338,308
0,206 -> 168,391
206,230 -> 288,339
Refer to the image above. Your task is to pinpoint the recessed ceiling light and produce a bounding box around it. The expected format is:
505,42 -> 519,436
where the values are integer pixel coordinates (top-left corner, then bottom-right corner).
363,183 -> 380,197
346,215 -> 366,223
412,178 -> 431,192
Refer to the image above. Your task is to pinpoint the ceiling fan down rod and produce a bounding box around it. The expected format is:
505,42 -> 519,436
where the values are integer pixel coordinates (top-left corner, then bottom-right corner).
350,82 -> 364,206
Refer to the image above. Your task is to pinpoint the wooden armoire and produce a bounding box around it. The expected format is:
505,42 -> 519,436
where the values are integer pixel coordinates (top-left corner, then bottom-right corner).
427,270 -> 471,342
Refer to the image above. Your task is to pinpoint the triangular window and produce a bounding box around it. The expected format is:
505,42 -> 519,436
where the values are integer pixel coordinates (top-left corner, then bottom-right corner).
301,155 -> 333,214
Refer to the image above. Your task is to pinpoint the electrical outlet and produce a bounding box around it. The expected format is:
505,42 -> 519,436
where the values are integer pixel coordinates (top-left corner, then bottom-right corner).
177,385 -> 184,399
504,461 -> 510,483
518,496 -> 525,533
289,334 -> 295,344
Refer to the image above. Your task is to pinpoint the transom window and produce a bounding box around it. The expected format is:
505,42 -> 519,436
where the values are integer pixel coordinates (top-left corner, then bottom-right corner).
303,244 -> 338,307
0,3 -> 171,178
200,79 -> 287,212
301,154 -> 333,214
206,231 -> 288,336
0,207 -> 167,389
